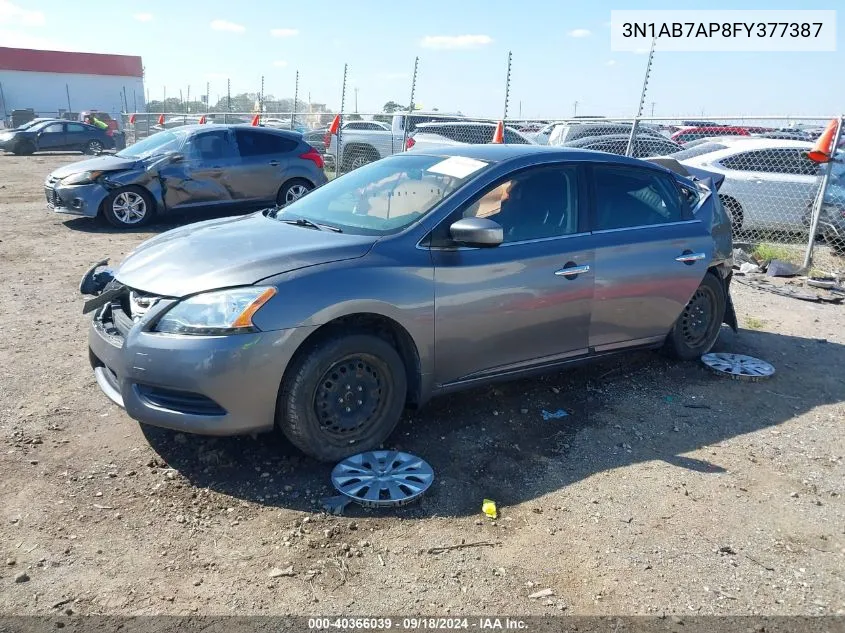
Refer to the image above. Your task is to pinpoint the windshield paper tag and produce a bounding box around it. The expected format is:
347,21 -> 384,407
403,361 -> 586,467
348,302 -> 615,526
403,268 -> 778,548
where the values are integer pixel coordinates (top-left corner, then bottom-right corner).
426,156 -> 487,179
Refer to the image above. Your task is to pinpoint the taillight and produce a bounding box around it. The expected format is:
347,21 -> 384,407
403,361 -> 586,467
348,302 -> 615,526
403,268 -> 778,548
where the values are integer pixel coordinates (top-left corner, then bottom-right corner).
300,147 -> 324,169
323,133 -> 331,149
405,136 -> 416,150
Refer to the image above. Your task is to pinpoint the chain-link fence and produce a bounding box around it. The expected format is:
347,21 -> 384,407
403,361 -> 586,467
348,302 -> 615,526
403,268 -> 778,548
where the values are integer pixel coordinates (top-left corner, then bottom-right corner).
116,110 -> 843,267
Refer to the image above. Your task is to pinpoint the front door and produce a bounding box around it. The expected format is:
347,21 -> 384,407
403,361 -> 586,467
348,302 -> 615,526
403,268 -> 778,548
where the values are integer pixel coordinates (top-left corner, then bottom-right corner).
431,164 -> 594,387
35,122 -> 66,151
588,163 -> 714,351
160,129 -> 238,210
65,123 -> 92,151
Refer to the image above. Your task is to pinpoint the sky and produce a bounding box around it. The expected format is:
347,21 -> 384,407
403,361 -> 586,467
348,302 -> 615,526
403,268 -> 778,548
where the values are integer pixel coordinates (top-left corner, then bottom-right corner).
0,0 -> 842,118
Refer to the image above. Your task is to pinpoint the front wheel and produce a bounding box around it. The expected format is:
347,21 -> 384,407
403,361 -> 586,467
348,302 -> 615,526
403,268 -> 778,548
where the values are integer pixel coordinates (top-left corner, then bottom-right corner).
102,186 -> 154,228
665,273 -> 726,360
278,333 -> 407,462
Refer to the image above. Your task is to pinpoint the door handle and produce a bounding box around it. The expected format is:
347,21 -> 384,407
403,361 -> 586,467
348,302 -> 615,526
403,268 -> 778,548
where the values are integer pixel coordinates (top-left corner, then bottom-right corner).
675,252 -> 706,263
268,160 -> 280,166
555,264 -> 590,277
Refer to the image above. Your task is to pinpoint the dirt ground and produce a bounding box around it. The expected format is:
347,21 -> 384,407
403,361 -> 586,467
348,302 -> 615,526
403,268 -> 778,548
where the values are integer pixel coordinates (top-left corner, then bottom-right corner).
1,154 -> 844,617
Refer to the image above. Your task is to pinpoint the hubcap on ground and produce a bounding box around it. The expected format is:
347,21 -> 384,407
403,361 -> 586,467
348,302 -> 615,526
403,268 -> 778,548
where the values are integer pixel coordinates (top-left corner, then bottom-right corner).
112,191 -> 147,224
314,355 -> 386,438
680,286 -> 716,347
331,451 -> 434,507
701,353 -> 775,381
285,184 -> 309,204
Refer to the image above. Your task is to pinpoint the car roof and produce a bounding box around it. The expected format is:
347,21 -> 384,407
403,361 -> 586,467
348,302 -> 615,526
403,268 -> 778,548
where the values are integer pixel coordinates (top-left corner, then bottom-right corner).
713,137 -> 812,150
409,143 -> 674,170
167,124 -> 302,136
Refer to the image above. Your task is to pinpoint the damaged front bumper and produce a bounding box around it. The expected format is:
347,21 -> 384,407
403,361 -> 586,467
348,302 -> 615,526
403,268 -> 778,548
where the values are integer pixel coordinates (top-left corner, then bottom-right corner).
44,176 -> 109,218
82,271 -> 309,436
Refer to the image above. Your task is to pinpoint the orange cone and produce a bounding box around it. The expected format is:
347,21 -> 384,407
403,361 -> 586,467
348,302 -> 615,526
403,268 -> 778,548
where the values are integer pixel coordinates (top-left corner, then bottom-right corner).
198,115 -> 207,125
808,118 -> 839,163
251,113 -> 260,126
492,120 -> 504,144
129,113 -> 136,124
157,113 -> 165,125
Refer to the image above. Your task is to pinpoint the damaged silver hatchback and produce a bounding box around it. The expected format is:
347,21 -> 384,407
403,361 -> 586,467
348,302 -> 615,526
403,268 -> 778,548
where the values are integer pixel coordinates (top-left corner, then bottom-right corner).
81,146 -> 737,461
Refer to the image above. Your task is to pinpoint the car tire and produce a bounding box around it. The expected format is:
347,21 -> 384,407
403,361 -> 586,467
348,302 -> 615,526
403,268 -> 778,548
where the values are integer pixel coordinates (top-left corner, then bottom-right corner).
276,178 -> 313,207
277,333 -> 407,462
342,145 -> 379,172
13,141 -> 35,156
84,139 -> 105,155
664,272 -> 726,361
719,195 -> 744,234
102,186 -> 154,229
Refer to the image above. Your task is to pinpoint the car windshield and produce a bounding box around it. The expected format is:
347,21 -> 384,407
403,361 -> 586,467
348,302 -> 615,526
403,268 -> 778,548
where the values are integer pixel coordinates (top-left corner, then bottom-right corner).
273,153 -> 490,235
669,142 -> 729,160
116,130 -> 187,159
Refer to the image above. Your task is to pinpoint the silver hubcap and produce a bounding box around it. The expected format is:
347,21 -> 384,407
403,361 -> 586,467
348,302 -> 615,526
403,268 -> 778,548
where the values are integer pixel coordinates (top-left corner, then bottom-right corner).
701,353 -> 776,380
112,191 -> 146,224
285,184 -> 309,204
331,451 -> 435,508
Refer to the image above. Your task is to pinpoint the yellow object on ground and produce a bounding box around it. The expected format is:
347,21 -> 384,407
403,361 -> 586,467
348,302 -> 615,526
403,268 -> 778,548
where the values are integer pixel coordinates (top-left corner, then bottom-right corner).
482,499 -> 497,519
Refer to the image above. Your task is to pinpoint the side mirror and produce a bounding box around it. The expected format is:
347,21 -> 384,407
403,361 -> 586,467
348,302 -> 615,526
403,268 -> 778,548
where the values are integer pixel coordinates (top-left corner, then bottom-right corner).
169,153 -> 185,163
449,217 -> 503,247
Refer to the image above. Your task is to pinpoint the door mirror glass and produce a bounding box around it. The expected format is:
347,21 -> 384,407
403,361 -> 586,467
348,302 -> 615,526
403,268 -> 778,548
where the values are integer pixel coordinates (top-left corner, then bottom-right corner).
168,152 -> 185,163
449,217 -> 503,247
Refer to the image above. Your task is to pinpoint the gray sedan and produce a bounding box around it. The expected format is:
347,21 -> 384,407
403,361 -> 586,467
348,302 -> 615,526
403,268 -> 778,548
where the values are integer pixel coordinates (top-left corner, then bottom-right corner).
45,125 -> 327,228
81,145 -> 736,461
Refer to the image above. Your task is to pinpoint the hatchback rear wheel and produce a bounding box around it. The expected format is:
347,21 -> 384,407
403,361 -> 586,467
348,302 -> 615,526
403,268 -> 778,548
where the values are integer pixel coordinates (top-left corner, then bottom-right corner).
276,179 -> 313,207
665,273 -> 726,360
277,333 -> 407,462
85,139 -> 104,155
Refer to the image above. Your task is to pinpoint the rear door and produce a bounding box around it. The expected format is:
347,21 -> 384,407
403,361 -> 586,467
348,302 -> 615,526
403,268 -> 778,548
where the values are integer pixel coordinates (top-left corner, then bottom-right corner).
431,164 -> 595,386
35,122 -> 66,151
231,128 -> 300,204
588,163 -> 713,351
160,128 -> 239,210
65,123 -> 92,150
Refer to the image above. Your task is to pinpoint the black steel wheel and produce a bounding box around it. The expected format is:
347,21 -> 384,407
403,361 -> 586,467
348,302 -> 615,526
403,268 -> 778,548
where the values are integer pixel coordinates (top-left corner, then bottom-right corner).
278,333 -> 407,462
665,273 -> 726,361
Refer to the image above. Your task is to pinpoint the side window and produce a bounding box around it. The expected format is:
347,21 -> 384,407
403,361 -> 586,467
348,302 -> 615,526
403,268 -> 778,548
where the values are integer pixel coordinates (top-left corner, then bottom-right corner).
234,130 -> 297,156
767,149 -> 820,176
720,150 -> 760,172
67,123 -> 86,133
185,130 -> 233,161
42,123 -> 64,134
457,166 -> 580,243
593,165 -> 684,230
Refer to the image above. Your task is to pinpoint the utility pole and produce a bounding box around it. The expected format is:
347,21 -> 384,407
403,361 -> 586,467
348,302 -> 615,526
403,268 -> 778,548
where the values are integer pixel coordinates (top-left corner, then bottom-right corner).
573,100 -> 578,117
650,101 -> 655,116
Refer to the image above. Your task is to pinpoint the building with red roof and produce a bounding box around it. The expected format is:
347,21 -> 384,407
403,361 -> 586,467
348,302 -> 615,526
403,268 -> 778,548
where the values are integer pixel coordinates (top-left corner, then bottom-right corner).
0,47 -> 145,126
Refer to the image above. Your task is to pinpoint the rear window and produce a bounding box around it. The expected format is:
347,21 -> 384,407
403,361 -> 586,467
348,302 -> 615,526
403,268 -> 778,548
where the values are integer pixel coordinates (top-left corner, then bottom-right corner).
669,142 -> 728,160
235,129 -> 298,156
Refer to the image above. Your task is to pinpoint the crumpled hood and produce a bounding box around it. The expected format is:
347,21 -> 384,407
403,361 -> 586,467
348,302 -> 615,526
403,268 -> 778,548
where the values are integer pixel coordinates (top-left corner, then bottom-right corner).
50,155 -> 139,179
115,213 -> 377,297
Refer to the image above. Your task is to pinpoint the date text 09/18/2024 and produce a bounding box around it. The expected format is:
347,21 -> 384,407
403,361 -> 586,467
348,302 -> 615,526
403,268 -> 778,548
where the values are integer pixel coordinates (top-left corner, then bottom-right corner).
307,617 -> 528,630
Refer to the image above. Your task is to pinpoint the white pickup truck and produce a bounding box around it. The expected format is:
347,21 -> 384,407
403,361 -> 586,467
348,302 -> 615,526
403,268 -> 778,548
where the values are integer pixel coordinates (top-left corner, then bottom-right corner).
326,112 -> 466,171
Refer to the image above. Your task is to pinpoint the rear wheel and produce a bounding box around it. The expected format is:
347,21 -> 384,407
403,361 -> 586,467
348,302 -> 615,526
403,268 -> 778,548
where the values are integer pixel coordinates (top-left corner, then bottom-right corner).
665,273 -> 726,360
342,145 -> 379,172
102,186 -> 154,228
277,333 -> 407,462
84,139 -> 104,155
276,178 -> 313,207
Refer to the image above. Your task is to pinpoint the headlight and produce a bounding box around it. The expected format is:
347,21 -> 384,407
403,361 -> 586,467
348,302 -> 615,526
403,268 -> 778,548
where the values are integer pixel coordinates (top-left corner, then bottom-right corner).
0,133 -> 12,141
62,170 -> 106,185
154,287 -> 276,335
